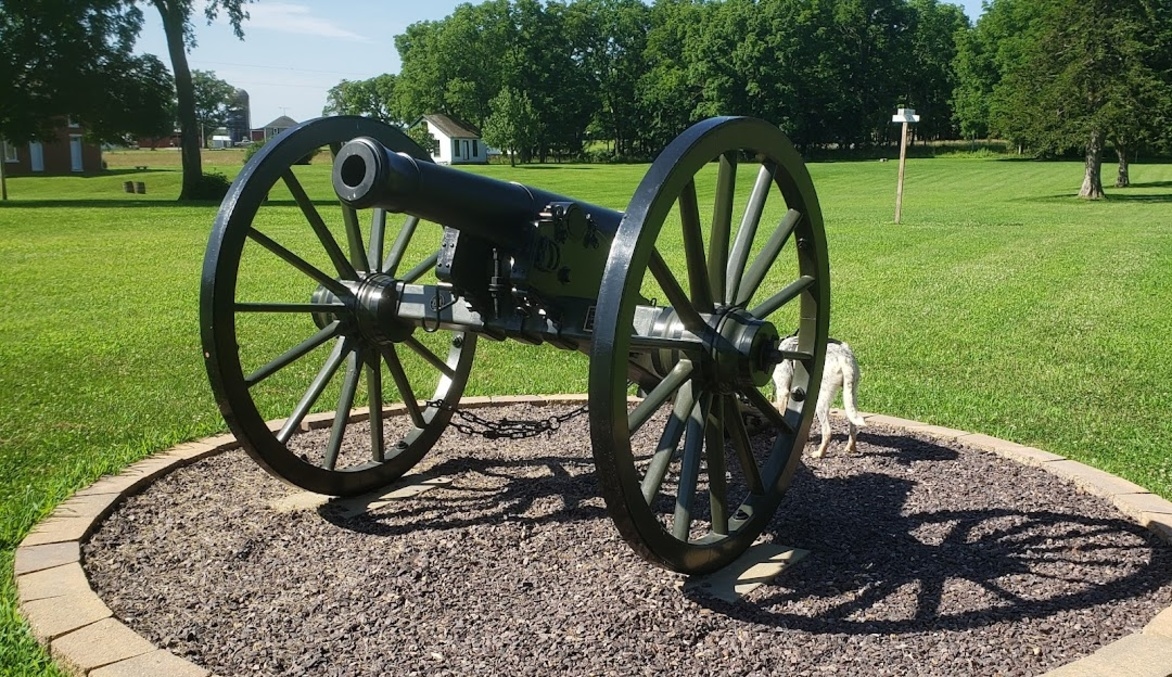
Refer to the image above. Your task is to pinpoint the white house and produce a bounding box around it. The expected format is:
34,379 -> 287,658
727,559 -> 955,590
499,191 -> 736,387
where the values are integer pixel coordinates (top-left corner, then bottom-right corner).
416,113 -> 487,165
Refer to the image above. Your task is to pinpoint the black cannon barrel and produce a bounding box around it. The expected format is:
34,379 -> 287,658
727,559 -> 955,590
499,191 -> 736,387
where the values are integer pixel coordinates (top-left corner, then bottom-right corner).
332,137 -> 623,252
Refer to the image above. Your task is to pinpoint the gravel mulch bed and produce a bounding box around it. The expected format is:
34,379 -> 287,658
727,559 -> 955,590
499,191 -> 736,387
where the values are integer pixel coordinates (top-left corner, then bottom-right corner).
83,404 -> 1172,676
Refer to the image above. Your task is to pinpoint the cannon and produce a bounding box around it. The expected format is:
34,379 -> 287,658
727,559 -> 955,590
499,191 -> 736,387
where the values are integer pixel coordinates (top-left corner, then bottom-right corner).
201,115 -> 830,575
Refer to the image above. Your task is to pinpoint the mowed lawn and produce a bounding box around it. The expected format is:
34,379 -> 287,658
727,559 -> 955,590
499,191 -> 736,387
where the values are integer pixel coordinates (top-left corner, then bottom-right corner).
1,148 -> 1171,674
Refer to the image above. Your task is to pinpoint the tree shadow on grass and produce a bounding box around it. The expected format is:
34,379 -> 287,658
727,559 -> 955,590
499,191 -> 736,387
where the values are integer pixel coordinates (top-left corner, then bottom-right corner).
1030,191 -> 1172,204
1101,192 -> 1172,203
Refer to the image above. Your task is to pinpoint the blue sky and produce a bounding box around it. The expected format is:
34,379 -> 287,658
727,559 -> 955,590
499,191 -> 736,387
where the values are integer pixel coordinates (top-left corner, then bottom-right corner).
135,0 -> 986,129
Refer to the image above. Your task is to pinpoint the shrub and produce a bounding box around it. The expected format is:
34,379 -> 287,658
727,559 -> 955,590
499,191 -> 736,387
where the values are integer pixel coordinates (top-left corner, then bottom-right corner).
243,139 -> 268,164
188,170 -> 231,201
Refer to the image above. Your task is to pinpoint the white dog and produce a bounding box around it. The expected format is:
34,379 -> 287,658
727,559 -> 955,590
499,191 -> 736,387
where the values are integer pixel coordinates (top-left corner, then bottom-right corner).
772,336 -> 865,458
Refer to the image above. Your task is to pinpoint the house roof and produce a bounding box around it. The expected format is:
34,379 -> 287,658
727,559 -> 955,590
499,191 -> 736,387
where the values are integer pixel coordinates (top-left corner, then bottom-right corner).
262,115 -> 298,129
422,113 -> 480,139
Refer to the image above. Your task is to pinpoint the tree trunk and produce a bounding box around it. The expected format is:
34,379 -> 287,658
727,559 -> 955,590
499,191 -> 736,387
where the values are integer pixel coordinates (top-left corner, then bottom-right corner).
156,1 -> 203,200
1078,129 -> 1105,200
1115,146 -> 1130,188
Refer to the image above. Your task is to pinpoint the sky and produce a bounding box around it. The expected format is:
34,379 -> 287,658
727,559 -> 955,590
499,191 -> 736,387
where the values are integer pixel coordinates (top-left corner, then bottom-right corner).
135,0 -> 987,130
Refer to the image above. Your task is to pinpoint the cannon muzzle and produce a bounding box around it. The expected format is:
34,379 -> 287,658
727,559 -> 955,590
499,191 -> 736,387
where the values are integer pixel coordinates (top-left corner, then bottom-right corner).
332,137 -> 621,252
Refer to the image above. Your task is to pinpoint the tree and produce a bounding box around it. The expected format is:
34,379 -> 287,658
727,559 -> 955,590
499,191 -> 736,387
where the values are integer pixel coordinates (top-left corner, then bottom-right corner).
0,0 -> 174,144
990,0 -> 1172,198
482,87 -> 538,165
392,1 -> 512,127
637,0 -> 709,153
147,0 -> 253,199
192,70 -> 237,146
903,0 -> 968,141
323,74 -> 402,125
563,0 -> 651,158
406,123 -> 439,156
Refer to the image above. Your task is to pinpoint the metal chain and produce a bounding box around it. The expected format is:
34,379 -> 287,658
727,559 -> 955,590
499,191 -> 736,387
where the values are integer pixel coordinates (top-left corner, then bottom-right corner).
427,399 -> 589,440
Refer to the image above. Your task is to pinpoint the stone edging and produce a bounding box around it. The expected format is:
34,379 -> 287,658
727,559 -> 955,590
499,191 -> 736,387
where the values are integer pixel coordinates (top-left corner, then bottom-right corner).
12,396 -> 1172,676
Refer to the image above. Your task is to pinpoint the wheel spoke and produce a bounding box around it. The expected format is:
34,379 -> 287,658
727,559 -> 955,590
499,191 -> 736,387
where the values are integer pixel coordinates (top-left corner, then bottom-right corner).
382,215 -> 421,275
367,208 -> 387,273
750,275 -> 815,319
323,349 -> 363,470
247,228 -> 352,299
672,391 -> 711,541
403,335 -> 456,379
245,321 -> 341,386
706,397 -> 729,536
725,162 -> 776,304
276,337 -> 352,444
364,349 -> 385,462
282,170 -> 358,280
708,152 -> 737,303
737,209 -> 802,307
739,387 -> 794,435
235,302 -> 348,314
649,248 -> 706,334
641,380 -> 694,504
628,358 -> 693,435
402,251 -> 439,284
724,394 -> 764,496
381,344 -> 426,428
678,180 -> 713,312
340,203 -> 368,273
328,139 -> 371,271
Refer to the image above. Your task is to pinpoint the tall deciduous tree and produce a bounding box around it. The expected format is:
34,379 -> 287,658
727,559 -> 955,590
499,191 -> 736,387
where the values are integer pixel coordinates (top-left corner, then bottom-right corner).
903,0 -> 968,140
192,70 -> 238,145
990,0 -> 1172,199
0,0 -> 173,143
323,75 -> 402,125
563,0 -> 650,158
148,0 -> 253,199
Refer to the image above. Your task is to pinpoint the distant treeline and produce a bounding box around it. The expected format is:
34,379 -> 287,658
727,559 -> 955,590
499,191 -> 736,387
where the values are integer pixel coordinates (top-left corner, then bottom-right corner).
324,0 -> 1172,167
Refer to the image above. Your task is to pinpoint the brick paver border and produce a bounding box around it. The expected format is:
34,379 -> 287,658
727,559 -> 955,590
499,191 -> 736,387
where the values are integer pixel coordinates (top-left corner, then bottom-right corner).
14,399 -> 1172,676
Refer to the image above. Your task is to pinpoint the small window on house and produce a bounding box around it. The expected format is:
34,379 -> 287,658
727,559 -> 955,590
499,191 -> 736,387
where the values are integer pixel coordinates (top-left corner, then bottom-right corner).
2,140 -> 16,163
67,117 -> 80,128
473,140 -> 479,157
453,139 -> 460,158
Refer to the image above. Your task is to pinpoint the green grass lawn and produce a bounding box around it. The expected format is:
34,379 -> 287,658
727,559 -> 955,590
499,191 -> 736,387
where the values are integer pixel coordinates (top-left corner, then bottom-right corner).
1,151 -> 1171,674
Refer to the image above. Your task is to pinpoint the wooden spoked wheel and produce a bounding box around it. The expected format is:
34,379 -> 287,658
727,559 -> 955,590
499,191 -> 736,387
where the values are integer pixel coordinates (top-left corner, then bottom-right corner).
201,116 -> 476,496
589,116 -> 830,574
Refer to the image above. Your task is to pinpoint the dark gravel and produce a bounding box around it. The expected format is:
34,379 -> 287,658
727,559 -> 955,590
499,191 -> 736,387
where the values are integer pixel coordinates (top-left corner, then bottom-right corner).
83,404 -> 1172,676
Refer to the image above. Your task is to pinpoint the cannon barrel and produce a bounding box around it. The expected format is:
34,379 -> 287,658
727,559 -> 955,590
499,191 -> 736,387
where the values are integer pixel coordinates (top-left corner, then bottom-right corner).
332,137 -> 623,252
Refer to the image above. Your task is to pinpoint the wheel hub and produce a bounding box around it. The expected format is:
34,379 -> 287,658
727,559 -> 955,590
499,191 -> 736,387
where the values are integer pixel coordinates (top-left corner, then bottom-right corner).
311,273 -> 415,345
640,306 -> 779,392
708,308 -> 779,391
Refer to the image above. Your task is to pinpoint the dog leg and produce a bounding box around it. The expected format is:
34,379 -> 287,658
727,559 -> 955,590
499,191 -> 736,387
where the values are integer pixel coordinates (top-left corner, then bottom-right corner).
772,361 -> 794,411
812,413 -> 832,458
845,420 -> 858,454
841,355 -> 864,454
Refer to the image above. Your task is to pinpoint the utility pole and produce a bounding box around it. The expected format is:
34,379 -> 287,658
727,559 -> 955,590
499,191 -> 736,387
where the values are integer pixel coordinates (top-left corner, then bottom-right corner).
891,107 -> 921,224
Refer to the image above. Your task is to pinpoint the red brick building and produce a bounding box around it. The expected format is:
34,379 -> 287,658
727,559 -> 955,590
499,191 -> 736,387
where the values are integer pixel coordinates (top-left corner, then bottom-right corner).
2,119 -> 103,176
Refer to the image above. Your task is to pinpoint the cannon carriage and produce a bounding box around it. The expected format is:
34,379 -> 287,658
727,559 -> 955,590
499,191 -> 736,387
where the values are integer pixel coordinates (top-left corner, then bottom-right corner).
201,115 -> 830,574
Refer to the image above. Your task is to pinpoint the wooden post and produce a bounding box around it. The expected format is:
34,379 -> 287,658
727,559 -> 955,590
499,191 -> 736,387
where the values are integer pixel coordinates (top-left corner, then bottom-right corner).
894,121 -> 909,224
